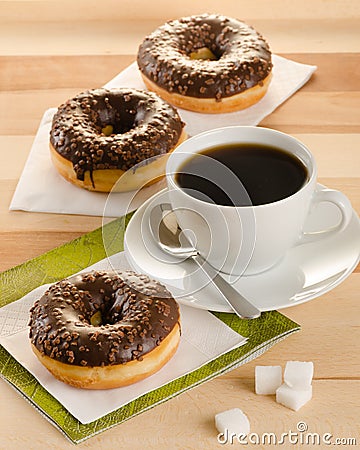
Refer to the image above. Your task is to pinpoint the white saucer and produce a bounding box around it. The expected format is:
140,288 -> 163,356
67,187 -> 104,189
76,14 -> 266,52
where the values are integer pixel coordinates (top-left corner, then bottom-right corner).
123,187 -> 360,312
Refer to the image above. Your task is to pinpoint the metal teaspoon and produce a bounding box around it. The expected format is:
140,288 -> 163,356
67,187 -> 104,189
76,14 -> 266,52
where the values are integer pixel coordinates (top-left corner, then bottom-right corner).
149,203 -> 261,319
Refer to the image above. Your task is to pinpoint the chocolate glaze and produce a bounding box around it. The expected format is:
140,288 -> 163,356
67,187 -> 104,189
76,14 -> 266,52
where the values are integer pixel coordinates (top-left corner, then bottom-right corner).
50,88 -> 184,181
29,271 -> 180,367
137,14 -> 272,100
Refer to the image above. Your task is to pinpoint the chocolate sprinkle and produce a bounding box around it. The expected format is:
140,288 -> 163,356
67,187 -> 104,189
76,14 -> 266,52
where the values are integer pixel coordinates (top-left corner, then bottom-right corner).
50,88 -> 184,181
28,271 -> 180,367
137,14 -> 272,100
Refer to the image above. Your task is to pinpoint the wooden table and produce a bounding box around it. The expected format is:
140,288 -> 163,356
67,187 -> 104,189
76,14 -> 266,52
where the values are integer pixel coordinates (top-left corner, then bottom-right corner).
1,1 -> 359,448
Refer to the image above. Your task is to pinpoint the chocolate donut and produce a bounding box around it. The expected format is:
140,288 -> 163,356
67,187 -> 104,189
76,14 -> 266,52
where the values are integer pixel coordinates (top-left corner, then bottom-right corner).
137,14 -> 272,113
50,88 -> 186,192
29,270 -> 181,389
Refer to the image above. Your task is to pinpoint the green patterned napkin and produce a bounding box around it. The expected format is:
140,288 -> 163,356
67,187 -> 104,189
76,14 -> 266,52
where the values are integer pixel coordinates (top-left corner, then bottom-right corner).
0,216 -> 300,444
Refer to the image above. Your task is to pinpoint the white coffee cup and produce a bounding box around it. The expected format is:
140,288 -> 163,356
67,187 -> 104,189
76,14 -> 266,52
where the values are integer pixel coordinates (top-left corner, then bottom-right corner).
166,126 -> 353,276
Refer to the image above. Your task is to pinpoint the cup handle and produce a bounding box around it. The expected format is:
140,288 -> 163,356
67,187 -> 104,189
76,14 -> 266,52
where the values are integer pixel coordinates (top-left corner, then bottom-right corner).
299,188 -> 353,244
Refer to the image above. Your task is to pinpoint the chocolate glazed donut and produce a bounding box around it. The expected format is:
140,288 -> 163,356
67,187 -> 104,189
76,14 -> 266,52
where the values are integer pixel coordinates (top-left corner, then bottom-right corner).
29,271 -> 181,389
50,88 -> 186,192
137,14 -> 273,113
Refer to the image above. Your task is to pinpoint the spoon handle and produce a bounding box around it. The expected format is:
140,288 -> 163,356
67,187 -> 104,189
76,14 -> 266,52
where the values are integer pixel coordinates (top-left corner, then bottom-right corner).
192,255 -> 261,319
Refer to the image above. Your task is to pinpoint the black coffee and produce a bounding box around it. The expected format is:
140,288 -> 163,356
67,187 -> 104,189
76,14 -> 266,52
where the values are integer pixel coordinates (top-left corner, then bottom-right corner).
175,143 -> 308,206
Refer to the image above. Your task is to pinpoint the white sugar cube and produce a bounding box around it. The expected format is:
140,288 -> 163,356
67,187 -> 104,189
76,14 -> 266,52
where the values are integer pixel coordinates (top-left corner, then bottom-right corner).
255,365 -> 282,394
284,361 -> 314,389
276,383 -> 312,411
215,408 -> 250,436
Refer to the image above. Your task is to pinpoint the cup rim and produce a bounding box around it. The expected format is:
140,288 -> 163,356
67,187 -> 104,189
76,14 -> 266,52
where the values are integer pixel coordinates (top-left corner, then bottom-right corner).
166,125 -> 317,209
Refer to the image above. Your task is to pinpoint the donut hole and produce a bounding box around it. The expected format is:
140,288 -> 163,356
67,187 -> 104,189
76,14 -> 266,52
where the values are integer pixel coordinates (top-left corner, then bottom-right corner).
106,116 -> 135,135
91,289 -> 136,326
89,310 -> 104,326
82,286 -> 140,330
101,124 -> 114,136
185,42 -> 222,61
96,95 -> 149,136
189,47 -> 218,61
99,114 -> 135,136
87,300 -> 125,327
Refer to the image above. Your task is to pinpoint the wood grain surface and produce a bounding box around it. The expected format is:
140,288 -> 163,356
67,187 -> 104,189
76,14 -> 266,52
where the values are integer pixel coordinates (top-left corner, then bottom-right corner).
0,1 -> 359,448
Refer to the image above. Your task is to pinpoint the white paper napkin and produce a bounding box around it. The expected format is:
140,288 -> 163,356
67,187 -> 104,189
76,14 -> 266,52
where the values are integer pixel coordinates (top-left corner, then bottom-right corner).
0,251 -> 247,424
10,55 -> 316,217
